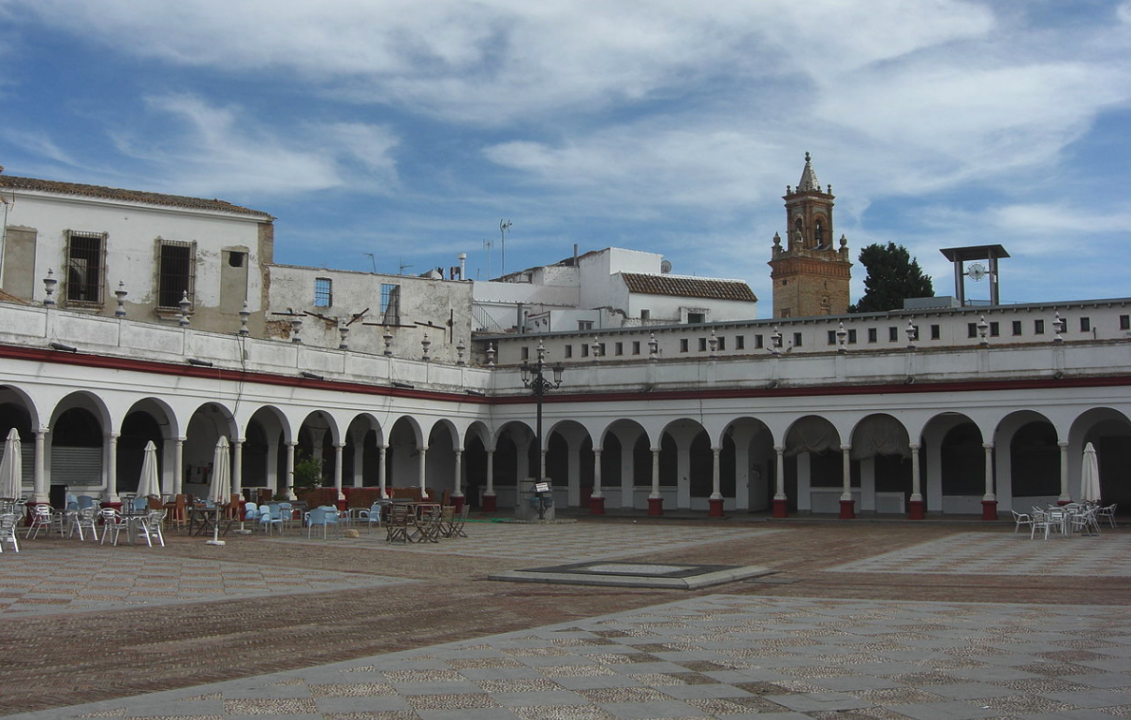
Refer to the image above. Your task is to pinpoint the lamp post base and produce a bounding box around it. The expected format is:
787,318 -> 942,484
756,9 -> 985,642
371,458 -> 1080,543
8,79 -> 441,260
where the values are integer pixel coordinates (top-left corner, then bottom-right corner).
981,500 -> 998,521
708,498 -> 725,518
482,493 -> 497,512
839,499 -> 856,519
647,497 -> 664,516
589,496 -> 605,515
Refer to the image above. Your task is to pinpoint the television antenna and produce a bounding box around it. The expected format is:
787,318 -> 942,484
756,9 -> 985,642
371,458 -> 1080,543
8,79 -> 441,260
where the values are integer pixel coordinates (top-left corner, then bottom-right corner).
482,239 -> 493,279
398,258 -> 413,275
364,253 -> 377,273
499,219 -> 512,276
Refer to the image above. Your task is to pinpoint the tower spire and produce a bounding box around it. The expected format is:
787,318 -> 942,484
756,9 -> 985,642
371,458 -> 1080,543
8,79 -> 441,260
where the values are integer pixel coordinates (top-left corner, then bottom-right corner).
797,152 -> 821,192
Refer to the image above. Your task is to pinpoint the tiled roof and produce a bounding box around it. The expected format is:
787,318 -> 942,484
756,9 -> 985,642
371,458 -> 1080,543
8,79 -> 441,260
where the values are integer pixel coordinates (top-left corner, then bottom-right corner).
0,175 -> 273,219
620,273 -> 757,302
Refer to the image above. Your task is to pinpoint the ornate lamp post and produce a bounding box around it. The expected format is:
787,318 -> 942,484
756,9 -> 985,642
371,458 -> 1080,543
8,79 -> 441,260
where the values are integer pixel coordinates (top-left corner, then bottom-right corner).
520,341 -> 564,519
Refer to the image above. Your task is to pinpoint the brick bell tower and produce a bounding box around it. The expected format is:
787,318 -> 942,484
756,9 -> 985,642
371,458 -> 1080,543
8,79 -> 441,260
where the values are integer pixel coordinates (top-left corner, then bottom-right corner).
768,153 -> 852,318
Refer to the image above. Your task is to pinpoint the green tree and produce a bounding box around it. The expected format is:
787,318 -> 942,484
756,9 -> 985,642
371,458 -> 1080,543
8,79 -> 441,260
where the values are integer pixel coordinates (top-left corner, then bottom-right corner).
849,242 -> 934,313
292,452 -> 324,491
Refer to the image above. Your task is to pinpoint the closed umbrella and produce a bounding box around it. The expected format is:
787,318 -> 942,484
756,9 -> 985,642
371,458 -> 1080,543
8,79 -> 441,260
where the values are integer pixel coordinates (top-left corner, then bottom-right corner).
0,429 -> 21,500
136,441 -> 161,499
207,437 -> 231,546
1080,442 -> 1101,504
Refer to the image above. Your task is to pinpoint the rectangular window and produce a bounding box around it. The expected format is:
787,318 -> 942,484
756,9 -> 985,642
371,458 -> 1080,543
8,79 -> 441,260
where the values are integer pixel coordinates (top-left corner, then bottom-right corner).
614,342 -> 623,356
1012,320 -> 1023,336
1121,315 -> 1130,331
520,346 -> 529,361
380,283 -> 400,324
717,336 -> 726,350
632,341 -> 641,355
990,321 -> 1000,337
314,277 -> 332,307
578,320 -> 593,331
1034,319 -> 1045,334
157,239 -> 195,309
868,328 -> 877,343
564,345 -> 573,358
640,309 -> 650,321
754,334 -> 764,349
698,337 -> 707,352
735,335 -> 745,350
888,327 -> 898,342
1080,317 -> 1091,332
581,344 -> 589,357
847,329 -> 857,344
793,332 -> 803,348
65,231 -> 106,305
967,323 -> 978,338
680,338 -> 689,352
687,312 -> 705,324
827,330 -> 837,345
930,324 -> 940,340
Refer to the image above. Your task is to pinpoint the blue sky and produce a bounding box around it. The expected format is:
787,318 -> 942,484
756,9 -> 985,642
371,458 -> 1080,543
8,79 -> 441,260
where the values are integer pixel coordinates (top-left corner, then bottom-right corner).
1,0 -> 1128,311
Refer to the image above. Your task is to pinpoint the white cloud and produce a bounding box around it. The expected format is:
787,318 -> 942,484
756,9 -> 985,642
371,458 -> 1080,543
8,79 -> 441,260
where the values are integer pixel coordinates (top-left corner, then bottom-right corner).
108,94 -> 399,197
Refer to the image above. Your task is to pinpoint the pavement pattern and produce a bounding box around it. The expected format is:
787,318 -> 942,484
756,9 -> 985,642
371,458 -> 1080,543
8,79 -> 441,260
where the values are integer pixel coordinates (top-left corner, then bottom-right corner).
1,516 -> 1129,719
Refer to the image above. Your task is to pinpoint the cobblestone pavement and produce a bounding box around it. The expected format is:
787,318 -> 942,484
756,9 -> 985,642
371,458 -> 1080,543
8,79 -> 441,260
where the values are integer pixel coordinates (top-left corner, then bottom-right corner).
1,517 -> 1129,719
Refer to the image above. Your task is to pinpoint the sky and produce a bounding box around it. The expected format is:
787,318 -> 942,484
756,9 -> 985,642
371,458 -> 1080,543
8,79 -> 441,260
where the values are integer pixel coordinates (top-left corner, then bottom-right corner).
1,0 -> 1129,311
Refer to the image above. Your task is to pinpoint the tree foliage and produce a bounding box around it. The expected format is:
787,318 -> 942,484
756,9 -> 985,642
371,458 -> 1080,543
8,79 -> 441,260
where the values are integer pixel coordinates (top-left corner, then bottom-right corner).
292,452 -> 324,491
849,242 -> 934,313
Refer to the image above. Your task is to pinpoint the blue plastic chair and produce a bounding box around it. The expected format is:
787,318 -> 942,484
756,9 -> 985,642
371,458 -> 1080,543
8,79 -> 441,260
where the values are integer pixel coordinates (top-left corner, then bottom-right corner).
259,504 -> 282,534
306,506 -> 339,539
358,502 -> 383,534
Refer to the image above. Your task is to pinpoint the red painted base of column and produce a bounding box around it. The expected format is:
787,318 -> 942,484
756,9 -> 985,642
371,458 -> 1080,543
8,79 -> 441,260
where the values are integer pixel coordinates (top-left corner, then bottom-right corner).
647,497 -> 664,516
981,499 -> 998,521
337,498 -> 348,512
1056,499 -> 1071,506
708,498 -> 725,518
453,496 -> 465,513
589,496 -> 605,515
908,500 -> 926,520
839,499 -> 856,519
482,493 -> 497,512
772,499 -> 788,518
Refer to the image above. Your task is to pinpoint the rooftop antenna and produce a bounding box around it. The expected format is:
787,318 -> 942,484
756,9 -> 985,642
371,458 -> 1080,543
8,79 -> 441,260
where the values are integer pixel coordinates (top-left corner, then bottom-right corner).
482,238 -> 493,279
364,253 -> 377,273
398,258 -> 413,275
499,219 -> 512,276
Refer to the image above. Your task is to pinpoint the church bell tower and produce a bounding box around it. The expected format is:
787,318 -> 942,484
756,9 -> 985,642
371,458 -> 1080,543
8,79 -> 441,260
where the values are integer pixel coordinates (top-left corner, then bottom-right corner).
768,153 -> 852,318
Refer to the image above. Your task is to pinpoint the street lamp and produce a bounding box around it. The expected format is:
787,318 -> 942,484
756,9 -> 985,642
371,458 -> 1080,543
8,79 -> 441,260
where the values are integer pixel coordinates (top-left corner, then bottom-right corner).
520,341 -> 564,519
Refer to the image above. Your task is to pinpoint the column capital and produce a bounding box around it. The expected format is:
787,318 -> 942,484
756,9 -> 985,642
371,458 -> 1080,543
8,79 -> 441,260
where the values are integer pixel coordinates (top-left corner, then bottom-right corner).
286,440 -> 298,447
774,445 -> 785,453
982,442 -> 994,450
908,442 -> 920,451
1057,440 -> 1069,449
335,442 -> 346,449
840,443 -> 851,451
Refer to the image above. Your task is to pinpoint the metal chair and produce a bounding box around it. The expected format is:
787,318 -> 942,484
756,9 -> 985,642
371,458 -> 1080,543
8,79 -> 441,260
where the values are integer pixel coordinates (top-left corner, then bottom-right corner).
0,513 -> 20,553
99,508 -> 127,546
1097,503 -> 1118,528
25,505 -> 57,540
69,506 -> 100,542
1011,510 -> 1033,535
133,510 -> 166,547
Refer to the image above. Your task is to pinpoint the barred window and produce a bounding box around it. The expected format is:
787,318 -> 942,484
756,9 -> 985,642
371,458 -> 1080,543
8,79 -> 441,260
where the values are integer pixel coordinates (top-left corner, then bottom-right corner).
314,278 -> 332,307
65,231 -> 106,305
380,283 -> 400,324
157,240 -> 196,309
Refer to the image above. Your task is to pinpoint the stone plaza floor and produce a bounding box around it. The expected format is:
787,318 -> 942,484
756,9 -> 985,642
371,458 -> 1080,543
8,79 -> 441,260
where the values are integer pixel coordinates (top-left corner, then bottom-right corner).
1,515 -> 1129,719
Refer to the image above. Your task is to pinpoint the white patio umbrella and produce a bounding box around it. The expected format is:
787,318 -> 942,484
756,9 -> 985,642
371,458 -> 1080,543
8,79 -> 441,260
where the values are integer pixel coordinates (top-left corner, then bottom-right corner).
206,436 -> 232,546
136,440 -> 161,499
0,428 -> 22,500
1081,442 -> 1101,504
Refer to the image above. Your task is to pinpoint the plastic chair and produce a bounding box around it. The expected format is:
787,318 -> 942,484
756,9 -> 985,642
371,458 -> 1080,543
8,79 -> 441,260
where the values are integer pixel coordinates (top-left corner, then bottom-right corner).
0,513 -> 20,553
358,502 -> 383,534
259,504 -> 282,534
277,502 -> 294,532
306,506 -> 339,539
77,495 -> 97,510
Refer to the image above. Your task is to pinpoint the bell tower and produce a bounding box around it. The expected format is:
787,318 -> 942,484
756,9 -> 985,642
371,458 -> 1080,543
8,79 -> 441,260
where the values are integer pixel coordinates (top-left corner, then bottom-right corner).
768,153 -> 852,318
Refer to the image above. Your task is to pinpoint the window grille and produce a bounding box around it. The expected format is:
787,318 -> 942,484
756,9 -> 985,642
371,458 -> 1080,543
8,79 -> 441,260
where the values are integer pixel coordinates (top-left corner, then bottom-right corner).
380,283 -> 400,324
65,231 -> 106,305
314,278 -> 333,307
157,240 -> 196,309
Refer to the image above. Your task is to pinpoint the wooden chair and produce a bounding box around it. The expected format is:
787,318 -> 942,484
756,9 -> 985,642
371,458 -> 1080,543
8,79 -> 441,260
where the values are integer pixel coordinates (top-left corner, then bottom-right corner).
385,504 -> 414,543
167,494 -> 188,531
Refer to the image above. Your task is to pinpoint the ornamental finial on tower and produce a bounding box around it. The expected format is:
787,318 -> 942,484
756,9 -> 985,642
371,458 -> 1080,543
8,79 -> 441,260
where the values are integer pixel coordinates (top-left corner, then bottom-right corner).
797,152 -> 821,192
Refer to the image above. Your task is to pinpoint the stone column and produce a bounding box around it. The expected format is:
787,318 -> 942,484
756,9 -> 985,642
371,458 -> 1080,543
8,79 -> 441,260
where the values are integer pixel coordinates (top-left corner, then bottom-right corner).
106,433 -> 120,504
232,438 -> 244,500
265,437 -> 278,498
590,449 -> 605,515
908,442 -> 925,519
1058,440 -> 1071,504
708,447 -> 724,517
483,449 -> 497,512
173,437 -> 185,496
981,442 -> 997,520
285,441 -> 297,500
418,446 -> 429,500
377,445 -> 388,499
32,427 -> 49,505
334,442 -> 345,506
839,443 -> 855,519
452,449 -> 465,511
648,448 -> 663,516
772,445 -> 787,518
352,436 -> 364,488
